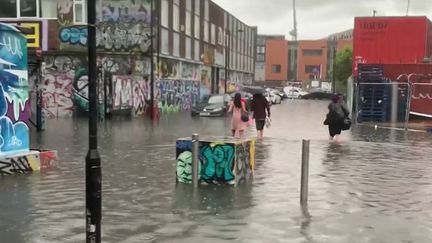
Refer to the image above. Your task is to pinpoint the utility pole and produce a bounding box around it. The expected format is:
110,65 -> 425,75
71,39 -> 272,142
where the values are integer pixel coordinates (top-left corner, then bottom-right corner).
224,30 -> 230,94
86,0 -> 102,242
150,0 -> 155,120
406,0 -> 410,16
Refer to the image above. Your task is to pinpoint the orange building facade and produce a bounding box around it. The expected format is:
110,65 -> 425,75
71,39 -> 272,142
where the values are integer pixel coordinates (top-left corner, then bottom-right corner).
265,39 -> 289,81
297,40 -> 329,82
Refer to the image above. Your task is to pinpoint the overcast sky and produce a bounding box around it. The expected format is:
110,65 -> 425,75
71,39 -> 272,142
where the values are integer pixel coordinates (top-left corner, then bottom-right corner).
212,0 -> 432,40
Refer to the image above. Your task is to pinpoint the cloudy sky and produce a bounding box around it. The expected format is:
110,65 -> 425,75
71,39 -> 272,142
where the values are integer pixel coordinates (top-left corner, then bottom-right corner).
212,0 -> 432,40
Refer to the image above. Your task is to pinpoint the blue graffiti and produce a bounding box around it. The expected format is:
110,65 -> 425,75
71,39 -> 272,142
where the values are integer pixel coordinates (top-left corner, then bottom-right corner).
59,26 -> 88,46
200,144 -> 235,182
0,23 -> 29,154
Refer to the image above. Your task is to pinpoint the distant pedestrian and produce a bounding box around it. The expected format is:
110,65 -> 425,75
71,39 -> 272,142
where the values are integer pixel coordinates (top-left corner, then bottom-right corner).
251,93 -> 270,138
323,94 -> 350,141
229,93 -> 248,138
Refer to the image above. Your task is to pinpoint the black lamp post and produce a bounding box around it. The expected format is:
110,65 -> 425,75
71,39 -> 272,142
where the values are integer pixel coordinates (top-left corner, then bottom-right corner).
224,30 -> 230,94
86,0 -> 102,242
332,44 -> 337,93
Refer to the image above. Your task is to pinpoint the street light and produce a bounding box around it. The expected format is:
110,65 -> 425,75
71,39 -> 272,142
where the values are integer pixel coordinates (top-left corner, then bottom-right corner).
224,29 -> 243,94
86,0 -> 102,242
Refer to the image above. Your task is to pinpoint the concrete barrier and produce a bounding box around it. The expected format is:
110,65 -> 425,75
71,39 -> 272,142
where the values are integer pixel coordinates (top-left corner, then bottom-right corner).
176,136 -> 255,186
0,150 -> 58,177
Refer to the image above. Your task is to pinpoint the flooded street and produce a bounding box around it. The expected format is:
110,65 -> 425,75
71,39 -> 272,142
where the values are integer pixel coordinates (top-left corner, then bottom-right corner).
1,100 -> 432,243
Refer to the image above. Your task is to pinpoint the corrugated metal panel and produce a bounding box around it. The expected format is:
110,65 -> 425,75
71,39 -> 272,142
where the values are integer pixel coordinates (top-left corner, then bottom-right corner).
353,16 -> 430,76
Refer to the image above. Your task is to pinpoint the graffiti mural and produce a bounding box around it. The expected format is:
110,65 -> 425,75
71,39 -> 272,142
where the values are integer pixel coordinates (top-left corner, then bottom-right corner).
41,72 -> 74,118
156,80 -> 199,114
133,76 -> 150,116
96,23 -> 151,53
112,75 -> 133,110
0,24 -> 30,154
176,138 -> 255,185
0,153 -> 39,177
159,58 -> 180,79
201,143 -> 236,183
176,140 -> 193,183
200,66 -> 211,97
58,25 -> 87,46
182,63 -> 200,81
99,0 -> 151,23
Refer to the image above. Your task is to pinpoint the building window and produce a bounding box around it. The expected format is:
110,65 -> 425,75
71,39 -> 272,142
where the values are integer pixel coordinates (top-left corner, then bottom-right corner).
186,0 -> 192,11
194,40 -> 200,60
272,65 -> 281,73
204,0 -> 209,20
161,0 -> 169,27
257,46 -> 265,54
305,65 -> 321,73
186,37 -> 192,59
185,11 -> 191,36
217,27 -> 223,45
194,0 -> 200,15
211,24 -> 216,44
173,2 -> 180,32
161,28 -> 169,54
302,49 -> 323,56
73,0 -> 87,23
256,54 -> 264,62
204,20 -> 209,42
194,15 -> 200,39
173,32 -> 180,57
0,0 -> 39,18
42,0 -> 57,18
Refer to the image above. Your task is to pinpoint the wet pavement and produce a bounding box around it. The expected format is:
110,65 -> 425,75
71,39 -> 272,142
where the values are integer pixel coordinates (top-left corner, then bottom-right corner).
1,100 -> 432,243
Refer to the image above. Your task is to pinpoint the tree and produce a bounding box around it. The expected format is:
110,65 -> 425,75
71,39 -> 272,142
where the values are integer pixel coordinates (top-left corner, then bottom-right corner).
332,46 -> 353,94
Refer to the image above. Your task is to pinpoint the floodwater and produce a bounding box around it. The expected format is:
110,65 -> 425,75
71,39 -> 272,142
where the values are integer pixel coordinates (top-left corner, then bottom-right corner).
1,100 -> 432,243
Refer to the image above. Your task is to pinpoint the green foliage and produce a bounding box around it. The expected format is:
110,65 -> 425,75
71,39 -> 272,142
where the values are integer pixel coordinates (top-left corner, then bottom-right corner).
332,46 -> 353,94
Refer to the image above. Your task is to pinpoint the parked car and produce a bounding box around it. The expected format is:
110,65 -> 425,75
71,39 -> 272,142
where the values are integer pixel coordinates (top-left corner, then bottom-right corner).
301,89 -> 334,100
284,86 -> 309,99
191,94 -> 232,117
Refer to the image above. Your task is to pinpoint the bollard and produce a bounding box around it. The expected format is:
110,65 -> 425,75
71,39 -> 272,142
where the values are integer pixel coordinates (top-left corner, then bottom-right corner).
192,133 -> 199,188
300,139 -> 310,206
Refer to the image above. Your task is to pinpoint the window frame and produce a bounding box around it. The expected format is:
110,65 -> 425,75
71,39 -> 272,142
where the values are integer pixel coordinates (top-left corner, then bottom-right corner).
272,64 -> 282,73
0,0 -> 40,18
73,0 -> 87,24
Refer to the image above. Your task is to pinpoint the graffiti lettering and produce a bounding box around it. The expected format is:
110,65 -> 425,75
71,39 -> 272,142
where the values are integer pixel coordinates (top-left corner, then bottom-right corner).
99,0 -> 151,23
96,24 -> 151,53
113,76 -> 133,110
0,157 -> 32,176
0,35 -> 23,58
156,80 -> 198,114
59,26 -> 88,46
41,73 -> 74,118
201,144 -> 235,183
133,78 -> 150,116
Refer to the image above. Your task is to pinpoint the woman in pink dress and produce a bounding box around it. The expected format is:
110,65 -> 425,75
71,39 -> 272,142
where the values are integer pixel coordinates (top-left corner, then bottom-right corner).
229,93 -> 248,138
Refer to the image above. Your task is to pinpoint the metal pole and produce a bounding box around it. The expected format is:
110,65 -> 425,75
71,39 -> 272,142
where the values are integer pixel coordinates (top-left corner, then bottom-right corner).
390,83 -> 398,124
192,133 -> 200,188
332,46 -> 336,93
300,139 -> 310,206
150,0 -> 155,120
224,31 -> 229,94
405,83 -> 412,130
86,0 -> 101,242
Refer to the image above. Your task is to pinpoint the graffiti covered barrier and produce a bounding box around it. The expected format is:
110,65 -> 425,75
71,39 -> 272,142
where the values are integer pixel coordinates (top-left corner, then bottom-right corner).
0,23 -> 30,155
175,137 -> 255,185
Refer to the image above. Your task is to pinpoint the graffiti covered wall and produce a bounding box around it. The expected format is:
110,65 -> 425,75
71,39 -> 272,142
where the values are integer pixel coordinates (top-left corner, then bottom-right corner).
0,24 -> 30,154
176,138 -> 255,185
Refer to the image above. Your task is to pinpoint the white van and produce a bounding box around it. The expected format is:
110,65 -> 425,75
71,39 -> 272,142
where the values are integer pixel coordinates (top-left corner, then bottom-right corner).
283,86 -> 308,99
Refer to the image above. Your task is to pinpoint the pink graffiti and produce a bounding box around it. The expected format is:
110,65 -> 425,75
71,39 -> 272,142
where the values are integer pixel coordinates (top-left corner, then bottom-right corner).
133,78 -> 150,116
41,72 -> 74,118
113,76 -> 133,110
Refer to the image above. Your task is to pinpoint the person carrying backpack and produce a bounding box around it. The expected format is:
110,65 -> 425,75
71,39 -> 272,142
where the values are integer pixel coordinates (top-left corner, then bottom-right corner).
323,94 -> 350,141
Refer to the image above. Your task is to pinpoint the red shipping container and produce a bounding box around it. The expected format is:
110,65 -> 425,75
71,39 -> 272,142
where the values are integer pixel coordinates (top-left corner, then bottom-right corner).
353,16 -> 431,76
381,64 -> 432,118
